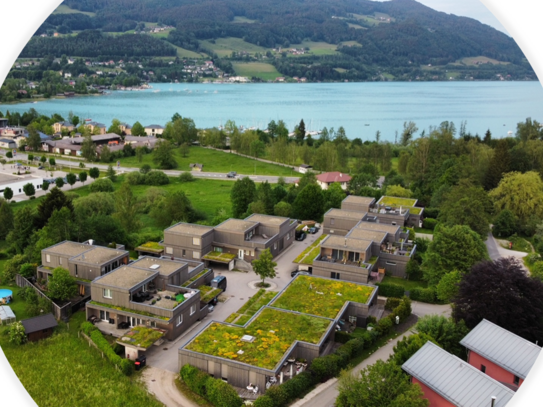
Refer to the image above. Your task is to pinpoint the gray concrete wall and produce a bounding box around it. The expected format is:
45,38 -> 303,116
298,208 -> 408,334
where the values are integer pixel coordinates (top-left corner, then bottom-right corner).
312,259 -> 370,283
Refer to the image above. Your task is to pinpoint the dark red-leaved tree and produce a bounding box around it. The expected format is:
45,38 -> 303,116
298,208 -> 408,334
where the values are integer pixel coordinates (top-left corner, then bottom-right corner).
453,257 -> 543,344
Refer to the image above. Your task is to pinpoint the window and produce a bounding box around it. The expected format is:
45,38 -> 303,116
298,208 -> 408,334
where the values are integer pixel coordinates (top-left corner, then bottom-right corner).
274,243 -> 277,250
166,247 -> 173,254
392,222 -> 397,226
190,304 -> 196,315
182,249 -> 186,256
331,218 -> 335,225
103,289 -> 112,299
59,257 -> 62,265
481,365 -> 486,373
193,251 -> 200,259
386,261 -> 397,266
331,272 -> 341,280
214,247 -> 223,253
150,321 -> 157,328
46,254 -> 50,263
193,237 -> 201,246
287,232 -> 290,240
75,265 -> 78,277
177,314 -> 183,326
514,376 -> 520,386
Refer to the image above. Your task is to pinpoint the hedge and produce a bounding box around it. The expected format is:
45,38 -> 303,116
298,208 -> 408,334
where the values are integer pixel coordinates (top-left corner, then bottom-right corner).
80,322 -> 134,376
180,364 -> 242,407
409,287 -> 437,303
423,218 -> 438,230
385,297 -> 401,311
375,282 -> 405,298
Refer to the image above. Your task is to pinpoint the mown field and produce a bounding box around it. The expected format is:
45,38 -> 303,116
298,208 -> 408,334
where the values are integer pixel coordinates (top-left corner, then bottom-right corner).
53,4 -> 96,17
119,146 -> 296,176
0,311 -> 163,407
200,37 -> 268,58
231,62 -> 282,81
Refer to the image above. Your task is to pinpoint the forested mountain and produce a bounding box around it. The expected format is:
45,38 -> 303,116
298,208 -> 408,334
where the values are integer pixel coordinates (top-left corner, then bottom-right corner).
22,0 -> 535,81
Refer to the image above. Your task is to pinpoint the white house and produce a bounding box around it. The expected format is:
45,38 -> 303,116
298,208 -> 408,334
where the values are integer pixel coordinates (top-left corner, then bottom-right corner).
144,125 -> 164,137
0,173 -> 44,198
316,172 -> 352,190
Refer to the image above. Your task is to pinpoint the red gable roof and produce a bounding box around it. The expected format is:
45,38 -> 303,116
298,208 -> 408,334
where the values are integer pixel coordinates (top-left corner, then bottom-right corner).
316,172 -> 352,184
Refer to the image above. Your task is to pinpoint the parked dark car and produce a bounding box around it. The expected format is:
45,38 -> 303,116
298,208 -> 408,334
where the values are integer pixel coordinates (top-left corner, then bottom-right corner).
135,354 -> 146,371
309,227 -> 318,234
227,171 -> 237,178
296,233 -> 306,241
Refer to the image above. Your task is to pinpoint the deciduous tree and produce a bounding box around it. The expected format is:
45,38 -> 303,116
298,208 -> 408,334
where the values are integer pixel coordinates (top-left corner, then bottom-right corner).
23,183 -> 35,198
113,182 -> 141,233
415,315 -> 469,358
0,199 -> 14,240
3,187 -> 13,202
153,139 -> 177,169
252,248 -> 277,287
131,121 -> 146,137
88,167 -> 100,180
48,267 -> 78,302
36,187 -> 74,228
66,172 -> 77,188
293,184 -> 325,221
231,177 -> 256,218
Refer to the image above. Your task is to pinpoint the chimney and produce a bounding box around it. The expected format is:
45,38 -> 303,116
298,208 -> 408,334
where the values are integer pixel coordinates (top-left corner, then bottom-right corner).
490,396 -> 496,407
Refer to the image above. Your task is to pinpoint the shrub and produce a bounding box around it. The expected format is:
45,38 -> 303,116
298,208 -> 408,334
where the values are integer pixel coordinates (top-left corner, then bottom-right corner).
264,385 -> 289,407
281,371 -> 315,400
181,364 -> 210,397
19,263 -> 36,279
120,359 -> 135,376
179,171 -> 195,183
423,218 -> 438,230
145,170 -> 170,186
525,253 -> 541,265
366,315 -> 377,325
410,287 -> 437,303
376,316 -> 393,335
125,171 -> 144,185
406,258 -> 423,281
205,377 -> 243,407
335,330 -> 352,344
254,395 -> 275,407
310,354 -> 340,382
9,322 -> 27,345
385,297 -> 401,311
375,283 -> 404,298
392,296 -> 412,322
90,178 -> 115,192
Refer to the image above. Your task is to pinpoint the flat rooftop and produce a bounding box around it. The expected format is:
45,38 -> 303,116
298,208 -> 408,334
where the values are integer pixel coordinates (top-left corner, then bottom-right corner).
271,275 -> 375,319
215,218 -> 258,232
245,214 -> 289,226
377,196 -> 417,207
95,266 -> 156,290
130,257 -> 186,276
325,208 -> 366,220
321,235 -> 372,253
0,173 -> 40,186
346,228 -> 387,242
71,246 -> 127,265
166,223 -> 214,236
342,195 -> 375,205
43,241 -> 94,258
355,221 -> 400,234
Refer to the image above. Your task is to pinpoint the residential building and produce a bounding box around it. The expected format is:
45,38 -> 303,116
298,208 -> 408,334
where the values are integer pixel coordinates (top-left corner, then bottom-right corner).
162,214 -> 297,268
119,123 -> 132,135
341,195 -> 376,213
21,314 -> 58,342
41,133 -> 122,156
86,257 -> 210,341
144,124 -> 164,136
38,241 -> 130,297
0,138 -> 17,149
85,121 -> 107,135
1,127 -> 27,139
53,121 -> 75,133
460,319 -> 541,390
179,275 -> 379,391
316,172 -> 352,190
402,341 -> 515,407
0,118 -> 8,128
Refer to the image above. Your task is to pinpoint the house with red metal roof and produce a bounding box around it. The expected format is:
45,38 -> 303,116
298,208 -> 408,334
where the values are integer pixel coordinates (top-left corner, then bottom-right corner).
316,172 -> 352,190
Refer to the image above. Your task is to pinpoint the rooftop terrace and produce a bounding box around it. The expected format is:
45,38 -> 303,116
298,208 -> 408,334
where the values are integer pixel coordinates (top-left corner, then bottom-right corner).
321,235 -> 372,253
94,266 -> 156,290
215,218 -> 258,232
377,196 -> 417,208
166,223 -> 214,236
342,195 -> 375,205
355,221 -> 400,234
346,228 -> 387,242
71,246 -> 126,265
130,257 -> 186,276
245,214 -> 289,226
185,307 -> 331,369
325,208 -> 366,220
271,275 -> 375,319
43,241 -> 93,257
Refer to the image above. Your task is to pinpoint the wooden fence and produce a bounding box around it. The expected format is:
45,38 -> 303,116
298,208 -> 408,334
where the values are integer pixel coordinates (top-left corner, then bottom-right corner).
15,274 -> 72,321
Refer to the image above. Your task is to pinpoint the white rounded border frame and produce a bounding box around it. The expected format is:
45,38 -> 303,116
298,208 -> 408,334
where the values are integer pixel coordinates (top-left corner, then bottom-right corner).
0,0 -> 542,405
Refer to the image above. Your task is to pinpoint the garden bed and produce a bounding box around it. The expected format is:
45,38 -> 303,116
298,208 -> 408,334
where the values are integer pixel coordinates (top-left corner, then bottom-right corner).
182,268 -> 211,287
224,289 -> 277,325
118,326 -> 165,348
378,196 -> 417,207
88,301 -> 170,321
202,251 -> 236,263
271,275 -> 375,319
135,241 -> 164,254
293,234 -> 327,263
198,285 -> 223,303
185,308 -> 331,369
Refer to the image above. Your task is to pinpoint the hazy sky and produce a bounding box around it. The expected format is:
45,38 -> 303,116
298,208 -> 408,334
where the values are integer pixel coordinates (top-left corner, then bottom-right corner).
376,0 -> 508,34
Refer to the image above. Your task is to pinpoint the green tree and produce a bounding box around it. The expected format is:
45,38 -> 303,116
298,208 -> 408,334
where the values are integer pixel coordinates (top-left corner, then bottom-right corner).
27,125 -> 42,152
293,184 -> 325,221
48,267 -> 78,302
106,165 -> 117,182
89,167 -> 100,180
40,155 -> 47,164
252,248 -> 277,286
492,209 -> 517,238
113,182 -> 141,233
516,117 -> 543,143
323,182 -> 346,212
336,360 -> 428,407
0,158 -> 6,169
42,181 -> 49,191
66,172 -> 77,188
231,177 -> 256,218
436,270 -> 462,302
81,134 -> 97,161
6,151 -> 12,159
256,181 -> 275,215
153,139 -> 178,169
8,322 -> 26,346
3,187 -> 13,202
489,171 -> 543,228
385,184 -> 412,198
484,139 -> 510,190
401,121 -> 418,146
150,191 -> 200,227
274,201 -> 292,217
108,118 -> 122,135
23,183 -> 36,198
163,116 -> 197,145
42,207 -> 74,243
422,225 -> 488,286
0,199 -> 14,239
49,157 -> 56,166
179,143 -> 190,158
390,333 -> 439,366
79,171 -> 88,185
55,177 -> 65,189
131,121 -> 146,137
135,146 -> 144,162
36,187 -> 74,228
415,315 -> 469,358
100,145 -> 112,163
19,263 -> 36,279
295,118 -> 306,144
140,164 -> 152,175
1,254 -> 28,283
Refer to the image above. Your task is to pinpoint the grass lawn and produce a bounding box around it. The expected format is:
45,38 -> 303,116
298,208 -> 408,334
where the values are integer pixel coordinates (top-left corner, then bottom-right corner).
185,308 -> 331,369
0,311 -> 162,407
119,146 -> 295,176
232,16 -> 257,24
164,41 -> 205,58
231,62 -> 282,81
501,235 -> 533,253
224,289 -> 277,325
378,196 -> 417,207
382,276 -> 427,291
271,275 -> 375,318
53,4 -> 96,16
293,234 -> 327,264
460,56 -> 509,66
201,37 -> 268,58
290,41 -> 338,56
414,228 -> 434,235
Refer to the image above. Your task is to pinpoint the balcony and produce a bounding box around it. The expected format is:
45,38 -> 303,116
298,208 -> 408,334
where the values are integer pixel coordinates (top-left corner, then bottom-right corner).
380,242 -> 415,257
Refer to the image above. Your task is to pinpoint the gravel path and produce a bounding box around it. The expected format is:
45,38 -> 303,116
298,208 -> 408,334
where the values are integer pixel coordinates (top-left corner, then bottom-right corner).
142,366 -> 198,407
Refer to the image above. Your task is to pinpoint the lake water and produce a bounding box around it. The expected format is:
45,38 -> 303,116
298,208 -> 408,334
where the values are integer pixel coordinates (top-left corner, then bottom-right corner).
4,81 -> 543,141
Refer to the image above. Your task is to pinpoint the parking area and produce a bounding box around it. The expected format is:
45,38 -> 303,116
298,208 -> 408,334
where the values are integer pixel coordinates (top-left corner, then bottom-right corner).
144,227 -> 324,372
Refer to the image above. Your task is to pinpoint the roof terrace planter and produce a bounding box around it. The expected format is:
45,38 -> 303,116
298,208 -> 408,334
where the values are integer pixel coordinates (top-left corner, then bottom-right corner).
185,308 -> 331,369
198,285 -> 223,303
88,301 -> 170,321
182,268 -> 212,287
377,196 -> 418,208
117,326 -> 166,349
271,275 -> 374,319
202,251 -> 236,263
135,241 -> 164,254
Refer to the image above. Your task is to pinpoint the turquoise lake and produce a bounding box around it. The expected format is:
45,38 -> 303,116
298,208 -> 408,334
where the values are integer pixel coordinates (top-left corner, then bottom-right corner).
3,81 -> 543,141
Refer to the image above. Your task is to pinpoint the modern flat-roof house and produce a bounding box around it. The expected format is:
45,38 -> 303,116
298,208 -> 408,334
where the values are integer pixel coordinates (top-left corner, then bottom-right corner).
368,196 -> 424,228
316,172 -> 351,190
179,275 -> 378,391
322,208 -> 368,236
402,342 -> 515,407
460,319 -> 541,390
162,214 -> 297,269
86,257 -> 210,341
38,241 -> 130,296
341,195 -> 376,213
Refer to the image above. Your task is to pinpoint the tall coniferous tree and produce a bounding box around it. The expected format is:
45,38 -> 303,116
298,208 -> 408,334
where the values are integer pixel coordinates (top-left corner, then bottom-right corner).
484,139 -> 510,190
